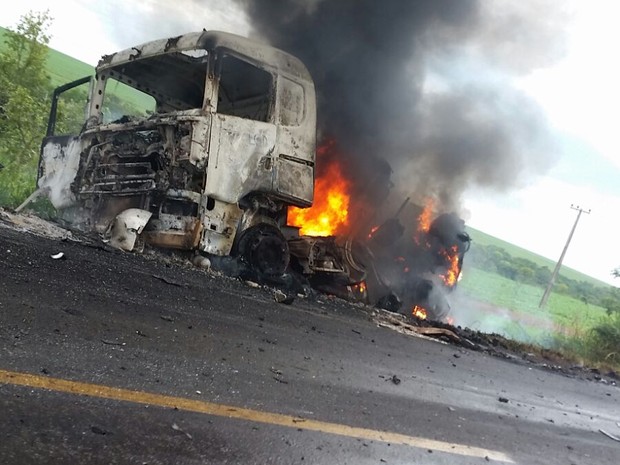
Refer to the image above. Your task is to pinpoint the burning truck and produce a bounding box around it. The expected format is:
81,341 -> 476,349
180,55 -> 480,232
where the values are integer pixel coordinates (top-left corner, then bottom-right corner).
285,162 -> 471,321
35,30 -> 470,321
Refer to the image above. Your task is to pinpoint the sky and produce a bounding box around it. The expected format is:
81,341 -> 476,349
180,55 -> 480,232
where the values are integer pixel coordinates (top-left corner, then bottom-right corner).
3,0 -> 620,286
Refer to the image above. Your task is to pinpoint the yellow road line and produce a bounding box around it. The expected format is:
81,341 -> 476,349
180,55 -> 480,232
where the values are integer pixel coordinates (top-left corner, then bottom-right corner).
0,369 -> 513,463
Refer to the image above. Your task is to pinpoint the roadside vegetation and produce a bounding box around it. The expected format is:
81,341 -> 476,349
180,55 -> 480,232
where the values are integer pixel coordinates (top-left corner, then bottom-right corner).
462,237 -> 620,371
0,12 -> 55,207
1,12 -> 618,371
0,13 -> 142,208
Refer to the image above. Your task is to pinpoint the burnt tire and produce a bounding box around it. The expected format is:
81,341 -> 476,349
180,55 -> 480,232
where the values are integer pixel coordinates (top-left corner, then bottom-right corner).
235,224 -> 290,277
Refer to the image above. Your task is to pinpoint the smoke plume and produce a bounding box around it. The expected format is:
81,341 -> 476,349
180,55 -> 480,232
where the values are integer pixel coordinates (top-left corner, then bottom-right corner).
96,0 -> 569,213
236,0 -> 567,212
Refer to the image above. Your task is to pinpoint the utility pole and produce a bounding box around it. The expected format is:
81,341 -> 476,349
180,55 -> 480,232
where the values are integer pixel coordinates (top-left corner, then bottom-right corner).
539,204 -> 591,309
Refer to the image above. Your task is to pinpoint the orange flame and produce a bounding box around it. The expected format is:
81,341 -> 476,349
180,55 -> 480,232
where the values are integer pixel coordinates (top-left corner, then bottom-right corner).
412,305 -> 428,320
417,199 -> 435,233
354,281 -> 367,294
288,145 -> 351,236
414,198 -> 434,246
439,245 -> 460,287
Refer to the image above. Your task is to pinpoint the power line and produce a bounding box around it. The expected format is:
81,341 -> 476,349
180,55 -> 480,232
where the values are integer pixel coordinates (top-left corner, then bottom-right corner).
539,204 -> 591,309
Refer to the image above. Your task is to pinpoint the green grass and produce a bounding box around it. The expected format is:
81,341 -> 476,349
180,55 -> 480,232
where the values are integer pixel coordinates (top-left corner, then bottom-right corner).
467,227 -> 610,288
0,26 -> 94,85
459,265 -> 608,334
1,26 -> 151,111
45,44 -> 94,86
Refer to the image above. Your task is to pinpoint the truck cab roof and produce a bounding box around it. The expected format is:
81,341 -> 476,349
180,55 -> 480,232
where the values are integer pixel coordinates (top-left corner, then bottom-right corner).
97,30 -> 312,82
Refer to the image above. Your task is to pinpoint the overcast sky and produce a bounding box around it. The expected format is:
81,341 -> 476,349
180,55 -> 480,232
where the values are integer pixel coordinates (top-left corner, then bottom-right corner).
3,0 -> 620,286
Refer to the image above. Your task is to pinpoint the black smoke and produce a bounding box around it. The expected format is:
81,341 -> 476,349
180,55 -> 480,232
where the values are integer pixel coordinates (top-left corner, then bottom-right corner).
236,0 -> 565,212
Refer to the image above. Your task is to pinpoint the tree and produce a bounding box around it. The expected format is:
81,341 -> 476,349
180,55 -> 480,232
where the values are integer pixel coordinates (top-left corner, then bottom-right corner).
0,10 -> 53,207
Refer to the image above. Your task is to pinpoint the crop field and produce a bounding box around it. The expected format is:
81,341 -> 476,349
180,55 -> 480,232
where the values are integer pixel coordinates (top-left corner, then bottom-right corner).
458,264 -> 608,343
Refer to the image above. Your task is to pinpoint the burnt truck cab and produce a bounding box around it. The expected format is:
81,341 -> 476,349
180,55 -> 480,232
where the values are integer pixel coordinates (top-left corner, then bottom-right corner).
38,31 -> 316,274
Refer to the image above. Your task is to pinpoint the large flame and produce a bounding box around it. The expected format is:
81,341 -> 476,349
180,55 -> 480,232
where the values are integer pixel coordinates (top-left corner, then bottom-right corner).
439,245 -> 460,287
288,143 -> 351,236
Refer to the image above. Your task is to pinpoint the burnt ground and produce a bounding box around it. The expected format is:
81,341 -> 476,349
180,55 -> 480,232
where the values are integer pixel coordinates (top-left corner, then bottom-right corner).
1,210 -> 619,465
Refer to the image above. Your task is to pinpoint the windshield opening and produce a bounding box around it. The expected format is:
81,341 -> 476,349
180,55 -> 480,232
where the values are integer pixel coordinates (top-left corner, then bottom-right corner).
103,50 -> 209,113
217,54 -> 274,123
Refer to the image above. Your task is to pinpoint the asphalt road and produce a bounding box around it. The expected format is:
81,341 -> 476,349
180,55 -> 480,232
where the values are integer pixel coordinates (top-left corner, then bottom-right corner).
0,218 -> 619,465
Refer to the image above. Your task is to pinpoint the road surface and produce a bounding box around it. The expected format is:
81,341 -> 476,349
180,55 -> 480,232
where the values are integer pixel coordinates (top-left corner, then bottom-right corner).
0,217 -> 618,464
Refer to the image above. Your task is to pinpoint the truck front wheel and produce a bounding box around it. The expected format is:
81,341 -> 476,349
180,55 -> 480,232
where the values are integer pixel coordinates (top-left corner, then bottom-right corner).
234,223 -> 290,276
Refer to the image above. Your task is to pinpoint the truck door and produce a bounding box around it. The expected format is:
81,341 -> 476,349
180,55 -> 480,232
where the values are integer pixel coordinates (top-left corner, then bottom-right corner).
205,53 -> 277,203
38,77 -> 91,209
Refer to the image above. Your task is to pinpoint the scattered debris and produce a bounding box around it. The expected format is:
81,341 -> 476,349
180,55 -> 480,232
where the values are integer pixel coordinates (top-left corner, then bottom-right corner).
373,310 -> 462,344
192,254 -> 211,270
91,426 -> 111,435
172,423 -> 193,440
0,209 -> 75,241
599,429 -> 620,443
391,375 -> 401,385
153,274 -> 183,287
50,252 -> 65,260
101,339 -> 126,346
498,397 -> 509,403
108,209 -> 152,252
274,289 -> 294,304
270,367 -> 289,384
414,326 -> 460,342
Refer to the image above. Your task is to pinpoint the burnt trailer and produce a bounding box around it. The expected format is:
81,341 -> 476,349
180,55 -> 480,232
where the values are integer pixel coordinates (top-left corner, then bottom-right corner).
38,31 -> 316,275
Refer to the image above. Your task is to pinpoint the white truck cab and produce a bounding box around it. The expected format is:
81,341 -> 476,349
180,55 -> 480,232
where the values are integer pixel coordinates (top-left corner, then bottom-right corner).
39,31 -> 316,274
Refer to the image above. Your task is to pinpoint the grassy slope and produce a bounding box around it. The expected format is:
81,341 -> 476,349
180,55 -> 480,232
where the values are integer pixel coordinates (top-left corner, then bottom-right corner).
459,266 -> 607,331
0,26 -> 94,85
46,45 -> 94,86
1,26 -> 151,110
463,229 -> 612,340
467,227 -> 610,288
